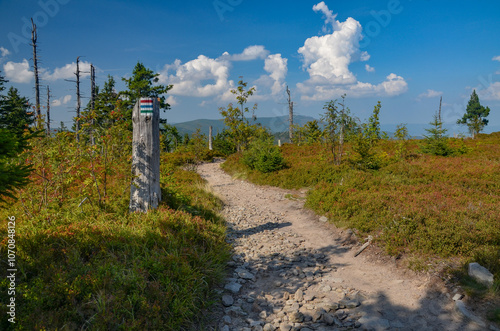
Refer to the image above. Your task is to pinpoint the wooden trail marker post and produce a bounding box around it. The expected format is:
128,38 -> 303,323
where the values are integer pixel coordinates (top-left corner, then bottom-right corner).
130,97 -> 161,212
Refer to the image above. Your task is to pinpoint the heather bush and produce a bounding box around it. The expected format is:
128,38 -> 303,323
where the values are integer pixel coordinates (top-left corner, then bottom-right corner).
0,123 -> 230,330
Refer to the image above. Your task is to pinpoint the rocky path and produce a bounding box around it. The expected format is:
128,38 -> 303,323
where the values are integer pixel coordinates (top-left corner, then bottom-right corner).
197,161 -> 491,331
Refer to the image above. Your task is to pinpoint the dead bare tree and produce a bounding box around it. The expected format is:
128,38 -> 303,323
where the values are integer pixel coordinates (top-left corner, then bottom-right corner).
30,18 -> 41,128
75,56 -> 81,143
46,86 -> 50,134
438,96 -> 442,123
90,64 -> 96,145
286,85 -> 294,143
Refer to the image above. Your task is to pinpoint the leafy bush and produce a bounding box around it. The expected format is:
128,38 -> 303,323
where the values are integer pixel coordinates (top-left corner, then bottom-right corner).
213,129 -> 236,156
242,137 -> 286,173
222,132 -> 500,285
0,124 -> 230,330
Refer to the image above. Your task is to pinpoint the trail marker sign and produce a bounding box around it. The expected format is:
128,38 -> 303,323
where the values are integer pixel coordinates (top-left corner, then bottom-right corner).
130,97 -> 161,212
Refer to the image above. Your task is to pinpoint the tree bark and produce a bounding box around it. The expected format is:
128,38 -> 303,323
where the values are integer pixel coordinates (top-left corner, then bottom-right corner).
130,98 -> 161,212
287,86 -> 293,143
75,56 -> 81,143
46,86 -> 50,134
31,18 -> 41,128
208,125 -> 213,150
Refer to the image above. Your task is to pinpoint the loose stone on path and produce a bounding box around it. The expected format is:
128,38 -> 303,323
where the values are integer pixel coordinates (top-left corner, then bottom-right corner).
197,162 -> 494,331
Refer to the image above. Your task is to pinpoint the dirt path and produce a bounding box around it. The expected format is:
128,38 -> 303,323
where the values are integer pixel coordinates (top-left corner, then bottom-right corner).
198,161 -> 491,331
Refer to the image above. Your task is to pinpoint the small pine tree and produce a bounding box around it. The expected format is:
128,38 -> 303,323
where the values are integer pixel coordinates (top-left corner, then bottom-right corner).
350,101 -> 383,169
457,90 -> 490,138
420,114 -> 453,156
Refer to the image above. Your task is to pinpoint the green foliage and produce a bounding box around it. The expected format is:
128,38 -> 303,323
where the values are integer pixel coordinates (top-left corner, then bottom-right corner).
160,123 -> 182,152
0,113 -> 230,329
366,101 -> 382,140
0,129 -> 33,203
292,120 -> 323,145
222,133 -> 500,281
219,79 -> 258,152
457,90 -> 491,138
0,75 -> 35,203
349,101 -> 385,170
213,129 -> 236,156
242,135 -> 286,173
82,75 -> 119,134
420,114 -> 458,156
119,62 -> 173,128
185,128 -> 214,163
0,87 -> 35,136
321,95 -> 358,165
394,124 -> 411,159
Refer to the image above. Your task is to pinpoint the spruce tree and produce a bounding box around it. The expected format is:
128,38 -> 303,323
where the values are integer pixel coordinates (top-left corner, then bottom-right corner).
0,73 -> 34,203
421,114 -> 453,156
457,90 -> 490,138
120,62 -> 173,127
0,87 -> 35,136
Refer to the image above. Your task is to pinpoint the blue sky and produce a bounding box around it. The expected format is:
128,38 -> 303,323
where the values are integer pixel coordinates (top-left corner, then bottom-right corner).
1,0 -> 499,135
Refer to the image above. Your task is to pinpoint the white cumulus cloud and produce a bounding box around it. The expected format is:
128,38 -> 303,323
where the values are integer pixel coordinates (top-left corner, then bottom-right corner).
52,94 -> 72,107
479,82 -> 500,100
165,95 -> 177,106
0,47 -> 10,58
492,55 -> 500,62
43,61 -> 92,81
365,64 -> 375,73
417,89 -> 443,100
298,73 -> 407,100
221,45 -> 269,61
159,55 -> 233,98
264,54 -> 288,96
297,2 -> 407,100
3,59 -> 32,83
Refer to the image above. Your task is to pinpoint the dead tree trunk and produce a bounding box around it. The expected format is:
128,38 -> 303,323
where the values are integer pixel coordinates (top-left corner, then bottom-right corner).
46,86 -> 50,135
286,86 -> 293,143
438,96 -> 442,123
31,18 -> 41,128
208,125 -> 213,150
90,64 -> 96,145
75,56 -> 81,143
130,97 -> 161,213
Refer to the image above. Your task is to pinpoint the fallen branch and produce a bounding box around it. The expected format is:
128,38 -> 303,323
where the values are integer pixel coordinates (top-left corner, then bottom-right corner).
354,240 -> 371,257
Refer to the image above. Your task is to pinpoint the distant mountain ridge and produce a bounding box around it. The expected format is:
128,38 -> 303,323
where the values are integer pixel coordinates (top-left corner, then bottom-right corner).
171,115 -> 316,136
171,116 -> 500,138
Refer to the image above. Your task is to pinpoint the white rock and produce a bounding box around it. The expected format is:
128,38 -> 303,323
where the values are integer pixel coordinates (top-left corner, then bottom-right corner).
468,262 -> 494,287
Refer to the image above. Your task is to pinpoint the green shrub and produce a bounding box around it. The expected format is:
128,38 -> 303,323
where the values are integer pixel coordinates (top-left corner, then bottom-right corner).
0,130 -> 230,330
242,137 -> 286,173
213,129 -> 236,156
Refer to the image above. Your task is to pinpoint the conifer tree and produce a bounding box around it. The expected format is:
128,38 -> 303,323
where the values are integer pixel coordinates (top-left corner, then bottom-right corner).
457,90 -> 490,138
421,114 -> 452,156
0,72 -> 34,203
120,62 -> 173,127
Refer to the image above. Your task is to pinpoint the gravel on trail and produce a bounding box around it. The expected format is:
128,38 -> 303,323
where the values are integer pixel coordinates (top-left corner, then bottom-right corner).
197,161 -> 493,331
